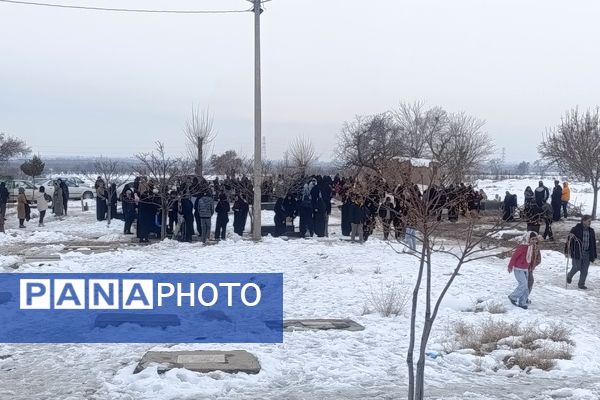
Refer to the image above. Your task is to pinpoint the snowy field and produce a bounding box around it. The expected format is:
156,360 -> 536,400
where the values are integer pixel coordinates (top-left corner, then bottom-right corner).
1,201 -> 600,399
476,177 -> 597,214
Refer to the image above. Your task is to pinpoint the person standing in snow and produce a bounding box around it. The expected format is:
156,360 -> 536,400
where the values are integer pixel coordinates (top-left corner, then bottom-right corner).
17,187 -> 28,228
52,181 -> 64,220
561,182 -> 570,219
58,179 -> 69,216
232,194 -> 249,236
541,202 -> 554,241
565,215 -> 597,290
349,194 -> 367,243
534,180 -> 549,207
507,233 -> 536,309
196,190 -> 214,243
214,193 -> 230,240
550,180 -> 563,222
35,186 -> 50,227
0,181 -> 9,224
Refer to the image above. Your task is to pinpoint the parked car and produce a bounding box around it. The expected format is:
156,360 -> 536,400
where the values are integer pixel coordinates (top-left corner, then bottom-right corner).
41,178 -> 95,200
4,179 -> 38,202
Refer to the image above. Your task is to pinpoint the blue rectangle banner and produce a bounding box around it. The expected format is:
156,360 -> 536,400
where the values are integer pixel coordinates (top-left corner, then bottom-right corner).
0,273 -> 283,343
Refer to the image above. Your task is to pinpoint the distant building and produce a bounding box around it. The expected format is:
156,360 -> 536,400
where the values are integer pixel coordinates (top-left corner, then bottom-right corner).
391,157 -> 441,186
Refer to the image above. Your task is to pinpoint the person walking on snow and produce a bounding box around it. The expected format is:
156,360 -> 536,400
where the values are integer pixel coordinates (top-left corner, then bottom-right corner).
565,215 -> 597,290
561,182 -> 570,219
507,232 -> 539,309
526,232 -> 542,297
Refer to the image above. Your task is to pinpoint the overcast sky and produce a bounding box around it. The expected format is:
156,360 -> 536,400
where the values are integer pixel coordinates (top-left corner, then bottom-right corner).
1,0 -> 600,162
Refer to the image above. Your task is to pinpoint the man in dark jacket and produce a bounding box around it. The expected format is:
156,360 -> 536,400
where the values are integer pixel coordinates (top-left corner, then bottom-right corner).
214,193 -> 230,240
534,180 -> 549,207
0,181 -> 9,223
550,180 -> 563,222
274,196 -> 287,237
232,194 -> 249,236
196,190 -> 214,243
58,179 -> 69,216
565,215 -> 597,289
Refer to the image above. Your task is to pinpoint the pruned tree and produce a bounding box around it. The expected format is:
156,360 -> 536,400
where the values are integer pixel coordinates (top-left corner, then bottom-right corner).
391,101 -> 446,159
86,157 -> 132,226
0,132 -> 30,164
287,136 -> 317,177
184,106 -> 217,176
336,113 -> 401,178
135,142 -> 193,239
20,154 -> 45,199
428,112 -> 494,183
209,150 -> 244,176
539,107 -> 600,218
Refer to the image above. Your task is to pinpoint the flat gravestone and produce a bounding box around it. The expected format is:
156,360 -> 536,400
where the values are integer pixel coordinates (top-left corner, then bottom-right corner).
94,313 -> 180,329
23,255 -> 61,262
134,350 -> 260,374
283,319 -> 365,332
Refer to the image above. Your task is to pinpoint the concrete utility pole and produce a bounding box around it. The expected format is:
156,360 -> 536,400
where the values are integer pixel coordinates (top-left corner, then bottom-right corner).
251,0 -> 263,240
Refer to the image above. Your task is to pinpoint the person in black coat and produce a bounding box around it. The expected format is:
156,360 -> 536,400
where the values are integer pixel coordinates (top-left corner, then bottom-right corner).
58,179 -> 69,216
274,196 -> 287,237
524,202 -> 543,234
136,190 -> 155,243
214,193 -> 230,240
232,194 -> 249,236
120,185 -> 136,234
340,195 -> 352,236
96,183 -> 107,221
320,176 -> 333,236
179,195 -> 195,242
502,191 -> 517,222
550,180 -> 563,222
565,215 -> 597,289
283,193 -> 297,234
311,180 -> 327,237
298,192 -> 314,238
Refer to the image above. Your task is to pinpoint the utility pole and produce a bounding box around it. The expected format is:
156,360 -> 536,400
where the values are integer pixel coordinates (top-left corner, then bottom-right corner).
251,0 -> 263,240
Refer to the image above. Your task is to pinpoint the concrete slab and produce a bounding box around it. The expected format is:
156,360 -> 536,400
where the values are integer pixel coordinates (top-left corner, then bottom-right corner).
94,313 -> 181,329
134,350 -> 260,374
283,319 -> 365,332
23,255 -> 61,262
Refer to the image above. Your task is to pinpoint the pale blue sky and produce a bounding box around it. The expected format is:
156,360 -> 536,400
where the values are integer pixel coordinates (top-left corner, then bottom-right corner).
1,0 -> 600,162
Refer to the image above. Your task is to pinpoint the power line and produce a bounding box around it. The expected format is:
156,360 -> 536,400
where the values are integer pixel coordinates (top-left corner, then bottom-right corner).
0,0 -> 252,14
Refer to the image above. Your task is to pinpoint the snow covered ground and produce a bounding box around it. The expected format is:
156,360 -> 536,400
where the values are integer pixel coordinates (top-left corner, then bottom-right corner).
1,200 -> 600,399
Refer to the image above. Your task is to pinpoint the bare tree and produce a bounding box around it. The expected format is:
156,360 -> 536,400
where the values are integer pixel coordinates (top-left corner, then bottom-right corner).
514,161 -> 530,175
287,136 -> 317,177
336,113 -> 401,177
135,142 -> 193,239
368,172 -> 511,399
428,112 -> 494,183
391,101 -> 446,158
0,132 -> 30,164
533,159 -> 550,178
86,157 -> 132,226
539,107 -> 600,218
184,106 -> 217,176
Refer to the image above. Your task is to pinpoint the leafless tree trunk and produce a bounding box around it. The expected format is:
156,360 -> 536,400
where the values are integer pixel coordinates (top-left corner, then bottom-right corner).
539,107 -> 600,218
288,136 -> 317,177
135,142 -> 192,239
184,106 -> 217,176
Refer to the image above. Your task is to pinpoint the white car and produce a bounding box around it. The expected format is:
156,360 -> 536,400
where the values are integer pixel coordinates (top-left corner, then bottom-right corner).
41,179 -> 95,200
4,179 -> 38,202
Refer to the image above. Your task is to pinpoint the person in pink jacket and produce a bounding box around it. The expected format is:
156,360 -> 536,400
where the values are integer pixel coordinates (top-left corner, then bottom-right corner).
507,232 -> 540,309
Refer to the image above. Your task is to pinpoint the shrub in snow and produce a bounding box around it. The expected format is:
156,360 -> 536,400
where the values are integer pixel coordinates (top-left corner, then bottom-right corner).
445,318 -> 574,371
363,282 -> 408,317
